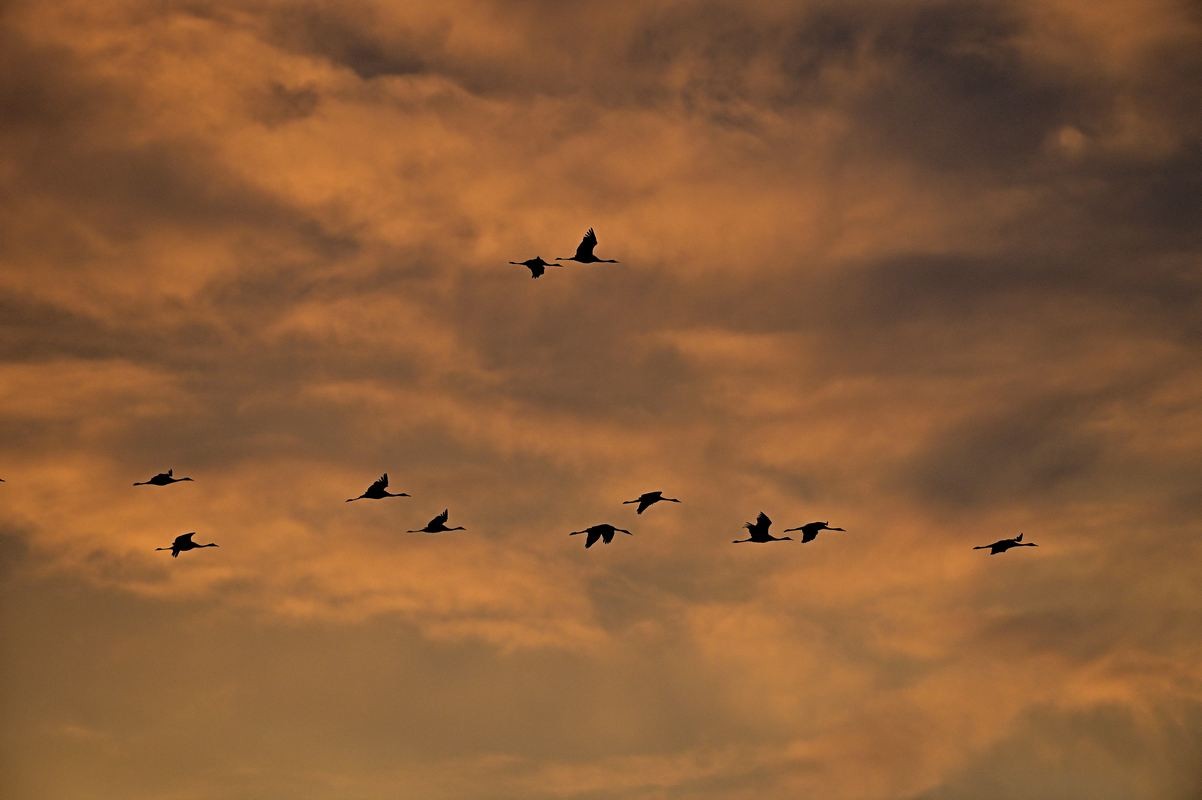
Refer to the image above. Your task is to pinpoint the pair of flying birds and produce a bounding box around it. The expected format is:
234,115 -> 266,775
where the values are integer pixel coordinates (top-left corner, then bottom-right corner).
509,227 -> 619,278
345,473 -> 464,532
733,512 -> 846,543
568,490 -> 681,549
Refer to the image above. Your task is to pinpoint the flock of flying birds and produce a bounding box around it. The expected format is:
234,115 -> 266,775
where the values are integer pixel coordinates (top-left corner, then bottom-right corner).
0,227 -> 1037,560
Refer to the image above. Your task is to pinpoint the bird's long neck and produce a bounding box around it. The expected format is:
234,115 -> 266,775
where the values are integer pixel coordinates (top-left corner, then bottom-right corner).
448,526 -> 466,531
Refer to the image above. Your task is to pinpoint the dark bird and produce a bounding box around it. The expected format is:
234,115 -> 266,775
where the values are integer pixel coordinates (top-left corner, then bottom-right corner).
509,256 -> 562,279
346,473 -> 410,502
133,468 -> 193,487
570,523 -> 632,549
623,490 -> 681,515
973,532 -> 1038,555
732,512 -> 791,543
407,509 -> 466,533
783,521 -> 846,543
155,531 -> 219,558
557,228 -> 619,264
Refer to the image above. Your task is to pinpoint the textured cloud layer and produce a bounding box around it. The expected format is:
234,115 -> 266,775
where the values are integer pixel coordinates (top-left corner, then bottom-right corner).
2,0 -> 1201,798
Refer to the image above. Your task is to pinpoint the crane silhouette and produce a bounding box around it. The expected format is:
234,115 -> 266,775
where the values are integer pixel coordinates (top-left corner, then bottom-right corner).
155,531 -> 219,558
557,228 -> 619,264
974,532 -> 1037,555
408,509 -> 466,533
623,490 -> 681,515
346,473 -> 410,502
783,521 -> 846,543
509,256 -> 562,279
570,523 -> 632,549
732,512 -> 791,543
133,469 -> 193,487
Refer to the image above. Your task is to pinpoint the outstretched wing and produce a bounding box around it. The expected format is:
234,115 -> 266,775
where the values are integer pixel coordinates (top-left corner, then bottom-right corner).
636,497 -> 656,514
801,525 -> 819,543
1014,532 -> 1023,542
574,228 -> 598,260
756,511 -> 771,529
429,508 -> 450,527
367,473 -> 389,492
173,531 -> 197,547
585,529 -> 602,548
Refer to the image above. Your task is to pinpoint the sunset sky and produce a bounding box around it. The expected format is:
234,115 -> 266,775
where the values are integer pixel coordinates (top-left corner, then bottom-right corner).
3,1 -> 1202,797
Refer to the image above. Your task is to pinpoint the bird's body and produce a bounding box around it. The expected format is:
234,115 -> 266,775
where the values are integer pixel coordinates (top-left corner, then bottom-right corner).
570,523 -> 633,549
733,512 -> 791,543
509,256 -> 562,279
783,521 -> 846,543
557,228 -> 619,265
347,473 -> 410,502
134,469 -> 193,487
973,532 -> 1038,555
155,531 -> 219,558
623,490 -> 681,515
408,509 -> 466,533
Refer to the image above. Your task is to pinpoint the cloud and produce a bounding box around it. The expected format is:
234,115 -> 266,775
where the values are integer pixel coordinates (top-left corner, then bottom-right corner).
2,0 -> 1201,797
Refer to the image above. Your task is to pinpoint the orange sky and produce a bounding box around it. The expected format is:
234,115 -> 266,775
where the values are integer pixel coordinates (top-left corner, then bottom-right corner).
3,1 -> 1202,797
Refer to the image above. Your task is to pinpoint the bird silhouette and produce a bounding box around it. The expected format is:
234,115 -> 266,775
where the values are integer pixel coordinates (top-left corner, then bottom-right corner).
346,473 -> 410,502
973,532 -> 1038,555
557,228 -> 619,264
570,523 -> 632,549
623,490 -> 681,515
783,521 -> 846,543
155,531 -> 219,558
509,256 -> 562,279
732,512 -> 791,543
407,509 -> 466,533
133,468 -> 193,487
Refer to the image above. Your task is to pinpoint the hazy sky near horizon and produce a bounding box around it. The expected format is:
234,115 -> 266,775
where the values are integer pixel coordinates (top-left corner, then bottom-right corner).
2,0 -> 1202,797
